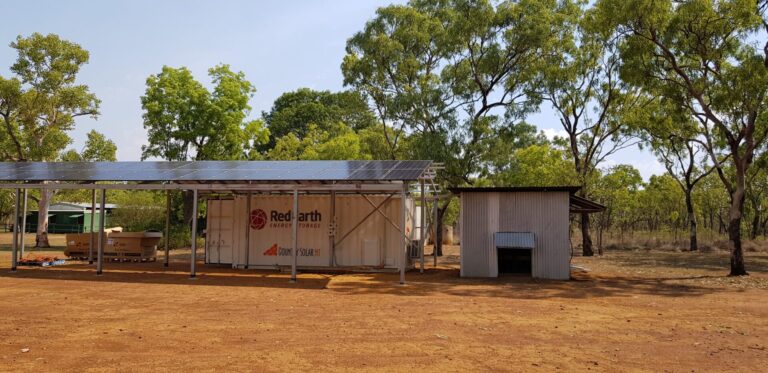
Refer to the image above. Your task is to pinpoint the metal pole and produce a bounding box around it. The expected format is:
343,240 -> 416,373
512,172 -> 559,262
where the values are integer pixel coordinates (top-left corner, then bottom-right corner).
190,189 -> 198,279
244,192 -> 251,269
433,195 -> 438,268
400,183 -> 407,285
89,189 -> 96,264
96,189 -> 106,275
290,189 -> 298,282
420,180 -> 426,273
19,189 -> 27,258
164,190 -> 171,267
11,188 -> 20,272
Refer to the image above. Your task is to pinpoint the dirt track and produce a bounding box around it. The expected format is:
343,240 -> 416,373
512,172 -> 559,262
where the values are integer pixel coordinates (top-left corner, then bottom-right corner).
0,243 -> 767,372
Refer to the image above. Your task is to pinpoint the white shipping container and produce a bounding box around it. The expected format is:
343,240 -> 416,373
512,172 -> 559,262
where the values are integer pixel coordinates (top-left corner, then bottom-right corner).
206,194 -> 414,270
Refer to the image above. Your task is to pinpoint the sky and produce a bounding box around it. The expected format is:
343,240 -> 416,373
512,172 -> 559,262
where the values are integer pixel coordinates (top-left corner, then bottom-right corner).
0,0 -> 664,180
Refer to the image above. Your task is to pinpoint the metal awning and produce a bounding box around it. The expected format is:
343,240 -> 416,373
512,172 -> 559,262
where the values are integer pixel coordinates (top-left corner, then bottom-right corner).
0,160 -> 432,183
0,160 -> 436,193
494,232 -> 535,249
570,195 -> 606,214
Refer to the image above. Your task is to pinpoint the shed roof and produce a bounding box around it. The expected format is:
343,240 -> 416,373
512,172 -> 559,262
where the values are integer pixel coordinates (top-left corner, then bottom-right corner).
449,186 -> 605,214
449,186 -> 581,193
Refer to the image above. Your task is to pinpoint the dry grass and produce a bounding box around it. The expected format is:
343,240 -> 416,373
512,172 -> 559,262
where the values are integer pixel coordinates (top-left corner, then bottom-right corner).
0,235 -> 767,372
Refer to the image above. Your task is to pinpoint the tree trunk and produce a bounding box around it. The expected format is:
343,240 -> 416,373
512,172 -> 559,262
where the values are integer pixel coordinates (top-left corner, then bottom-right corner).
727,187 -> 748,276
749,197 -> 761,240
435,202 -> 449,257
685,190 -> 698,251
36,188 -> 55,248
581,212 -> 594,256
182,190 -> 195,226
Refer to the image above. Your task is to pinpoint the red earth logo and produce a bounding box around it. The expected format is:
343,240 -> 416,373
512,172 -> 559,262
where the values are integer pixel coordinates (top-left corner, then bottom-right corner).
262,243 -> 278,256
250,209 -> 268,230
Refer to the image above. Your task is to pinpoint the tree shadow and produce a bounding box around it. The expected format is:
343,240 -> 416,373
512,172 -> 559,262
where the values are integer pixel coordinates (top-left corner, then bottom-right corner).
325,267 -> 729,299
1,261 -> 333,290
596,250 -> 768,273
0,257 -> 733,300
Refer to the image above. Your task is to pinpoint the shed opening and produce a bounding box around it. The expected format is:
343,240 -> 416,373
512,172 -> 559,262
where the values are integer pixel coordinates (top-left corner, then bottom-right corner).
497,248 -> 531,274
494,232 -> 535,275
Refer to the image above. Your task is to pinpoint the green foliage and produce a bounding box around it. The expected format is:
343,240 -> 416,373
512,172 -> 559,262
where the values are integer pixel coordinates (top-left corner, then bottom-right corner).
59,130 -> 117,162
108,191 -> 166,232
0,33 -> 100,162
262,88 -> 376,148
343,0 -> 573,186
267,123 -> 367,160
490,143 -> 578,187
593,164 -> 643,232
141,64 -> 267,161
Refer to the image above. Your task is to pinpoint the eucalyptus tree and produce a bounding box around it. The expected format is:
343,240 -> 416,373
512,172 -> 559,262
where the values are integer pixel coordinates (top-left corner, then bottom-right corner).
594,0 -> 768,275
539,3 -> 647,256
635,103 -> 716,251
0,33 -> 100,247
343,0 -> 573,254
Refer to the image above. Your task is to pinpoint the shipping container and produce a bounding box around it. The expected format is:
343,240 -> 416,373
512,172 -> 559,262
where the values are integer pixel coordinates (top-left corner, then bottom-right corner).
205,194 -> 415,270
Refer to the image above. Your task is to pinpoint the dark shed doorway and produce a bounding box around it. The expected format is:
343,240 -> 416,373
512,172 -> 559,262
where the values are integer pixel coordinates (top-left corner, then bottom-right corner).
494,232 -> 535,275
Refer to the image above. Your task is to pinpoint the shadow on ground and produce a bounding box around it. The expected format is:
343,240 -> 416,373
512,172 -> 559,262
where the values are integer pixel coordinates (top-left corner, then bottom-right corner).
0,256 -> 730,301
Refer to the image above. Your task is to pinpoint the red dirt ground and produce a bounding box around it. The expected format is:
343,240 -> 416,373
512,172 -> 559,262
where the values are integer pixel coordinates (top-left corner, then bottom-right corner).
0,239 -> 767,372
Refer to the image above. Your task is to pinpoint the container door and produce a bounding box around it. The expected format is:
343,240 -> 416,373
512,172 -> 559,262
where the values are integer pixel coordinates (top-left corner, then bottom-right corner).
206,200 -> 221,264
218,200 -> 235,264
362,239 -> 380,266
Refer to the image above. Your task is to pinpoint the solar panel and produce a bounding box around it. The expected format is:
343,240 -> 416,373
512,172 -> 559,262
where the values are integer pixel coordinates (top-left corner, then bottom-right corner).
0,160 -> 432,183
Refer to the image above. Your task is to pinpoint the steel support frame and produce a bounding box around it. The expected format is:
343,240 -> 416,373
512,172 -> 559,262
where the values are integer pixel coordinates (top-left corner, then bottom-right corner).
89,189 -> 96,264
190,189 -> 198,279
10,188 -> 20,272
420,180 -> 425,273
1,178 -> 438,282
19,189 -> 27,258
96,189 -> 106,275
164,190 -> 171,267
400,183 -> 407,285
333,193 -> 396,248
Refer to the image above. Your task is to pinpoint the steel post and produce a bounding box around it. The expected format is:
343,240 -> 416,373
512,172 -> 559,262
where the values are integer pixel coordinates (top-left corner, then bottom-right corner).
400,183 -> 407,285
420,180 -> 426,273
11,188 -> 19,272
19,189 -> 27,258
165,190 -> 171,267
89,189 -> 96,264
96,189 -> 106,275
433,195 -> 438,268
190,189 -> 198,278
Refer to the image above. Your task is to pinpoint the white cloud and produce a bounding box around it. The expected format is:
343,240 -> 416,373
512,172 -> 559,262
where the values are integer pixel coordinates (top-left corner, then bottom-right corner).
541,128 -> 569,140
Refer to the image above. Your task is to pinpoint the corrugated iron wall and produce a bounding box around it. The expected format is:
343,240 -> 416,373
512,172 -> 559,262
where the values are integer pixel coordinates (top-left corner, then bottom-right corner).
460,191 -> 570,280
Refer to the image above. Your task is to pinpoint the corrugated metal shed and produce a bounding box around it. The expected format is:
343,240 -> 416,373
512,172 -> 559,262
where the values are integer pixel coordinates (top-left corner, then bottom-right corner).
458,189 -> 572,280
494,232 -> 535,249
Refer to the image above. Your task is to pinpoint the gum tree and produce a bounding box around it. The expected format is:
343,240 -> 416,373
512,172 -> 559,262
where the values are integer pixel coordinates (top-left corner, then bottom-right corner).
595,0 -> 768,275
0,33 -> 100,247
539,2 -> 647,256
343,0 -> 573,254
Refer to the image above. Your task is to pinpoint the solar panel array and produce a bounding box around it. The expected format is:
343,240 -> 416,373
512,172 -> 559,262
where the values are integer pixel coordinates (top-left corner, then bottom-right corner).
0,160 -> 432,182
